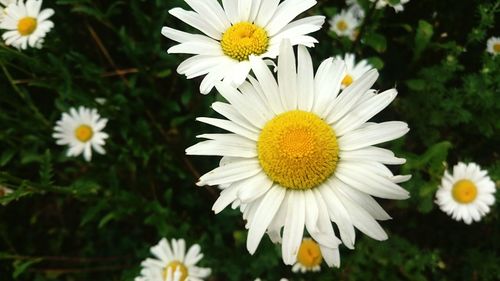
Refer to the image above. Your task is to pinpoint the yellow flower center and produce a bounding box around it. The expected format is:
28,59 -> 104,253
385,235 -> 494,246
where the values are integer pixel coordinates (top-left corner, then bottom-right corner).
341,74 -> 354,87
221,22 -> 269,61
163,261 -> 188,281
257,110 -> 339,190
297,239 -> 323,268
452,179 -> 478,204
17,17 -> 37,36
74,125 -> 94,143
494,43 -> 500,53
336,20 -> 348,31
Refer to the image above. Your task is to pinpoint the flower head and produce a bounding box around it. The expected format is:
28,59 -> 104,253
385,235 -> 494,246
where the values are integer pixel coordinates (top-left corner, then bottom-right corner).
0,0 -> 54,49
329,9 -> 360,40
486,36 -> 500,56
187,40 -> 410,267
334,53 -> 373,89
370,0 -> 410,13
161,0 -> 324,94
52,106 -> 109,162
135,238 -> 211,281
435,162 -> 496,224
292,238 -> 323,273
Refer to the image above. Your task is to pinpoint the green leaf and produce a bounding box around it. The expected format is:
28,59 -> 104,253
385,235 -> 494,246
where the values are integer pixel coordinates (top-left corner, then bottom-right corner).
12,258 -> 43,278
414,20 -> 434,60
367,56 -> 384,70
0,150 -> 15,167
364,33 -> 387,53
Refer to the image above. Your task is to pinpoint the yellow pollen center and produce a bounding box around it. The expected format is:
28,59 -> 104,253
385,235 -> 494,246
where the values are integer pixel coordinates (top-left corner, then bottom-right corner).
337,20 -> 348,31
221,22 -> 269,61
257,110 -> 339,190
494,43 -> 500,53
341,74 -> 354,87
452,179 -> 478,204
297,239 -> 323,268
75,125 -> 94,142
163,261 -> 188,281
17,17 -> 37,36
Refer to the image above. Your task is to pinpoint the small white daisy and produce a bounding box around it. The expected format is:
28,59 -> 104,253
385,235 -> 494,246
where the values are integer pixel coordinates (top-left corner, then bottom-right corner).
0,0 -> 54,49
486,36 -> 500,56
187,40 -> 410,267
370,0 -> 410,13
329,9 -> 360,39
435,162 -> 496,224
334,53 -> 373,89
292,238 -> 323,273
161,0 -> 324,94
345,0 -> 365,20
135,238 -> 211,281
52,106 -> 109,162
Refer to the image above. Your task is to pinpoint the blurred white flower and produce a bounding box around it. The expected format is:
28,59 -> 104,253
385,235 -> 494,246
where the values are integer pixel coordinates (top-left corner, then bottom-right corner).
435,162 -> 496,224
0,0 -> 54,49
292,238 -> 323,273
486,36 -> 500,56
135,238 -> 211,281
329,9 -> 360,40
334,53 -> 373,89
53,106 -> 109,162
370,0 -> 410,13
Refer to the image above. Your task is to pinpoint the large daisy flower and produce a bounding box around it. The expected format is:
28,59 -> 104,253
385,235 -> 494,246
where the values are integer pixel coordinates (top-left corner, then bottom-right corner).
0,0 -> 54,49
186,40 -> 410,266
369,0 -> 410,13
486,36 -> 500,56
135,238 -> 211,281
435,162 -> 496,224
334,53 -> 372,89
329,9 -> 360,40
161,0 -> 325,94
292,238 -> 323,273
52,106 -> 109,162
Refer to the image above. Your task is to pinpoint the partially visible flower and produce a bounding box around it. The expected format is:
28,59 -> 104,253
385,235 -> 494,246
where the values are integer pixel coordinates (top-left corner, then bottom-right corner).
254,279 -> 289,281
370,0 -> 410,13
346,1 -> 365,20
329,9 -> 360,40
0,0 -> 54,49
161,0 -> 324,94
486,36 -> 500,56
135,238 -> 211,281
292,238 -> 323,273
0,186 -> 13,197
0,0 -> 15,20
435,162 -> 496,224
334,53 -> 373,89
53,106 -> 109,162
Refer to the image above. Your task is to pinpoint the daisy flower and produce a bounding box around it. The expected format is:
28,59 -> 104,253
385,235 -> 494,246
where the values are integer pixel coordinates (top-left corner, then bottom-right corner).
292,238 -> 323,273
369,0 -> 410,13
186,40 -> 410,266
0,185 -> 13,197
486,36 -> 500,56
135,238 -> 211,281
334,53 -> 373,89
435,162 -> 496,224
161,0 -> 325,94
345,0 -> 365,20
0,0 -> 54,49
52,106 -> 108,162
329,9 -> 360,39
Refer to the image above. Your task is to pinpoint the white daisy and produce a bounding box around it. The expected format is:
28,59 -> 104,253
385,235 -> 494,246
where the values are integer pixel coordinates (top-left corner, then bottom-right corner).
52,106 -> 108,162
186,40 -> 410,267
486,36 -> 500,56
291,238 -> 323,273
346,1 -> 365,20
329,9 -> 360,39
135,238 -> 211,281
0,0 -> 54,49
435,162 -> 496,225
334,53 -> 373,89
369,0 -> 410,13
161,0 -> 325,94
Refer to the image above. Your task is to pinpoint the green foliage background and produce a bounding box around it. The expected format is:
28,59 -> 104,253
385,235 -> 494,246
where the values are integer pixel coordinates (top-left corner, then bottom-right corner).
0,0 -> 499,280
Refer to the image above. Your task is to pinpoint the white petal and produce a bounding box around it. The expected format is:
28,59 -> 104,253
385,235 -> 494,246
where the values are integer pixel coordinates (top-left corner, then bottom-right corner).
265,0 -> 316,36
197,159 -> 261,186
282,191 -> 305,265
197,117 -> 259,141
277,39 -> 298,110
338,121 -> 409,151
296,45 -> 314,112
249,55 -> 284,114
169,8 -> 222,40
